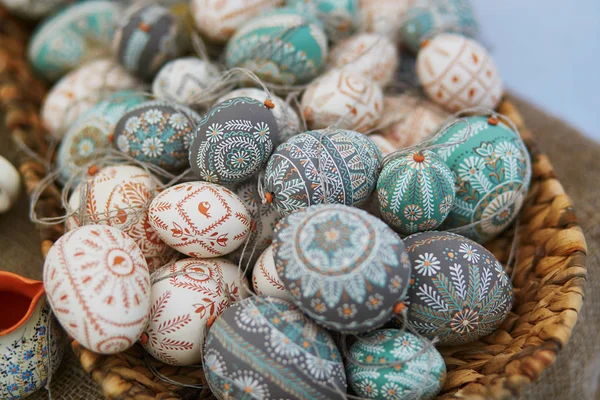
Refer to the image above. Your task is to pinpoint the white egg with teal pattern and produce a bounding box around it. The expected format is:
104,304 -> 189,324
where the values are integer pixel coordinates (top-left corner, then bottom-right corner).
57,91 -> 148,184
286,0 -> 358,40
432,116 -> 531,243
377,150 -> 456,235
225,9 -> 328,85
28,1 -> 122,81
400,0 -> 478,53
263,129 -> 382,215
346,329 -> 446,400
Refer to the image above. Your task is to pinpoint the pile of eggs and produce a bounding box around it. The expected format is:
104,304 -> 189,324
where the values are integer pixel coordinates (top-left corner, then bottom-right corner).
11,0 -> 533,397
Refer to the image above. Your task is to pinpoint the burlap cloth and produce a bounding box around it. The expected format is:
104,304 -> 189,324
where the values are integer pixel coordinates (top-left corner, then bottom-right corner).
0,95 -> 598,399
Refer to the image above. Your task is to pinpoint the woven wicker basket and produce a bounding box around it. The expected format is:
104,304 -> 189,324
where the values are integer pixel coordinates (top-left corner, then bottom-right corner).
0,7 -> 588,400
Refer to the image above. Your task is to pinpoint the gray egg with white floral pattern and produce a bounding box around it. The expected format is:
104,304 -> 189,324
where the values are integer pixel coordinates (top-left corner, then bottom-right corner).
189,97 -> 280,184
395,231 -> 513,346
204,296 -> 347,399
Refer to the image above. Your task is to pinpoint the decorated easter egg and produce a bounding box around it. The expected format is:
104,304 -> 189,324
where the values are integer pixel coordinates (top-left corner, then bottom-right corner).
148,182 -> 252,257
225,9 -> 328,85
273,204 -> 412,333
328,33 -> 398,87
416,34 -> 503,112
0,156 -> 20,214
401,0 -> 478,53
228,181 -> 282,265
41,58 -> 140,140
204,296 -> 347,399
216,88 -> 301,141
286,0 -> 358,40
113,4 -> 188,82
263,129 -> 382,215
346,329 -> 446,400
65,165 -> 172,272
189,97 -> 280,184
1,0 -> 71,19
142,259 -> 230,365
377,149 -> 456,235
190,0 -> 283,43
358,0 -> 415,38
397,231 -> 513,345
433,115 -> 531,242
152,57 -> 220,107
57,91 -> 148,184
43,225 -> 151,354
28,1 -> 121,81
379,93 -> 451,149
301,70 -> 383,133
252,245 -> 292,301
114,100 -> 201,172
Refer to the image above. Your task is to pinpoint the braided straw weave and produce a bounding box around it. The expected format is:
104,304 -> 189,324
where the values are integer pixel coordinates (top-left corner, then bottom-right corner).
0,7 -> 587,400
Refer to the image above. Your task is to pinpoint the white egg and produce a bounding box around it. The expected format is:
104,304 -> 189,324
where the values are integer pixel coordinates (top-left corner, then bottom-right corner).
0,156 -> 20,214
41,59 -> 140,140
416,33 -> 503,112
43,225 -> 151,354
152,57 -> 220,107
329,33 -> 399,87
216,88 -> 301,141
252,246 -> 292,301
142,259 -> 230,365
148,182 -> 252,258
190,0 -> 282,43
358,0 -> 415,38
301,70 -> 383,133
66,165 -> 172,272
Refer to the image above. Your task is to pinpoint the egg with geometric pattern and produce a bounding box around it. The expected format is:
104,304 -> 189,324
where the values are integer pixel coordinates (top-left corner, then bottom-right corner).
416,34 -> 503,112
286,0 -> 358,40
346,329 -> 446,400
395,231 -> 514,346
432,115 -> 531,243
203,296 -> 347,399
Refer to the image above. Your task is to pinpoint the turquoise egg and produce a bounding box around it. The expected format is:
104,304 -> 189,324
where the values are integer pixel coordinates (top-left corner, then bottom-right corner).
400,0 -> 478,53
432,116 -> 531,243
114,100 -> 201,172
28,1 -> 122,81
377,149 -> 456,235
346,329 -> 446,400
286,0 -> 358,40
57,91 -> 148,184
225,9 -> 328,86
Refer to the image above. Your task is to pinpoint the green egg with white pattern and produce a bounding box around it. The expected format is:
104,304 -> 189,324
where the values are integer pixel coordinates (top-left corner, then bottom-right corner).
432,116 -> 531,243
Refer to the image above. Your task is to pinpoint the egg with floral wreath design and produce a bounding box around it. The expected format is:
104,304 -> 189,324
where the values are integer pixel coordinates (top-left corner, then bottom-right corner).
376,149 -> 456,235
346,329 -> 446,400
189,97 -> 280,184
114,100 -> 201,172
432,115 -> 531,243
394,231 -> 513,346
204,296 -> 347,399
273,204 -> 412,333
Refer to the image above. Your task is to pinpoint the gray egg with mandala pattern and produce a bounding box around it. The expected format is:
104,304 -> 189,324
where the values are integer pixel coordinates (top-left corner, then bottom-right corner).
189,97 -> 280,184
114,100 -> 201,172
395,231 -> 513,346
263,129 -> 382,216
273,204 -> 412,334
204,296 -> 347,400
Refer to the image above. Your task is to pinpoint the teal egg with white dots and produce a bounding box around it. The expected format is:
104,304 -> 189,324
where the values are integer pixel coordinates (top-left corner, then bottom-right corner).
377,149 -> 455,235
114,100 -> 201,172
28,1 -> 122,81
57,91 -> 149,184
225,9 -> 329,85
286,0 -> 358,40
432,116 -> 531,243
346,329 -> 446,400
400,0 -> 478,53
